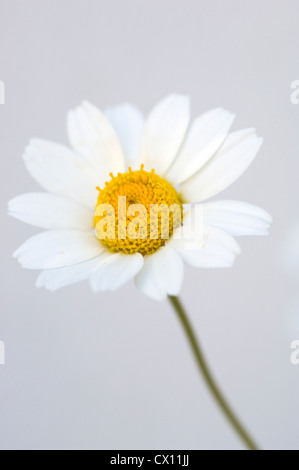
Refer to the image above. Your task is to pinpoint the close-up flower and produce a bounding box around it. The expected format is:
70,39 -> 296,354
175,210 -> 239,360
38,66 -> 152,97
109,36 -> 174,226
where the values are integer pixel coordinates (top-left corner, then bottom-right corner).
3,0 -> 297,454
9,95 -> 272,300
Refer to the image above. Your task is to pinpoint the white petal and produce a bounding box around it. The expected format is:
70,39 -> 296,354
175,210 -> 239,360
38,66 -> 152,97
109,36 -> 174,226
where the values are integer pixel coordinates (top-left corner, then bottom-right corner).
191,200 -> 273,237
140,94 -> 190,175
90,252 -> 144,292
36,256 -> 104,291
23,139 -> 99,209
169,225 -> 241,268
8,193 -> 94,230
105,103 -> 144,170
13,230 -> 104,269
67,101 -> 125,184
134,246 -> 184,301
166,108 -> 235,184
180,129 -> 263,203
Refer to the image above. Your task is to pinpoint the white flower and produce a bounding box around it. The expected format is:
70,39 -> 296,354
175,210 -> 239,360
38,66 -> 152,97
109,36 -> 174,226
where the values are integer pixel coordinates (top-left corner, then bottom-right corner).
9,94 -> 272,301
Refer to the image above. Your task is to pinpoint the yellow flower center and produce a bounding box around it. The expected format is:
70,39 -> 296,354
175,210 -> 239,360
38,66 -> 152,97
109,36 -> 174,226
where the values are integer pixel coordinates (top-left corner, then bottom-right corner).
94,165 -> 183,255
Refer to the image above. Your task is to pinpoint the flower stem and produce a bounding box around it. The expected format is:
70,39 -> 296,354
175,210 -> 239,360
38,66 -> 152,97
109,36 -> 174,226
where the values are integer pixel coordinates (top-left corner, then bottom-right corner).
168,295 -> 258,451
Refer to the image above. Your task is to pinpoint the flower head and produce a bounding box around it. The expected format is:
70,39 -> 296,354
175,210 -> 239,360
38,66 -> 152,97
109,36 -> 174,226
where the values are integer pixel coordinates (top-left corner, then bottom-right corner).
9,95 -> 272,300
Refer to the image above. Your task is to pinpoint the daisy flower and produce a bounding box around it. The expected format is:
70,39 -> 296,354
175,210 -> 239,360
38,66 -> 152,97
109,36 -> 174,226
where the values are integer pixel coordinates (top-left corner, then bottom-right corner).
9,94 -> 272,300
9,93 -> 272,450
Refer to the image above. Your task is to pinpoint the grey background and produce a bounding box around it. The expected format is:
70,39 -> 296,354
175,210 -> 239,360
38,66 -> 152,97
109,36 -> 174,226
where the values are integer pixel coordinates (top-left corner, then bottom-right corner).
0,0 -> 298,450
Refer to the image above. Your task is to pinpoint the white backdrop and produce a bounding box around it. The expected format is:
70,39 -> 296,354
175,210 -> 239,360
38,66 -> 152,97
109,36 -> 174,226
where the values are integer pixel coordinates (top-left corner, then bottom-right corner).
0,0 -> 298,450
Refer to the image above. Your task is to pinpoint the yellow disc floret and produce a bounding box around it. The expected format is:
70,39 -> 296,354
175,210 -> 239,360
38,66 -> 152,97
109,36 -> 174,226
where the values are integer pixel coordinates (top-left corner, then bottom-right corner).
94,165 -> 183,255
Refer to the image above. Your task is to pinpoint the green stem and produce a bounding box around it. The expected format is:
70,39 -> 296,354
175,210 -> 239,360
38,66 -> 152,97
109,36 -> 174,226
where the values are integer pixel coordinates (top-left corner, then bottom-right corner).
168,295 -> 259,451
